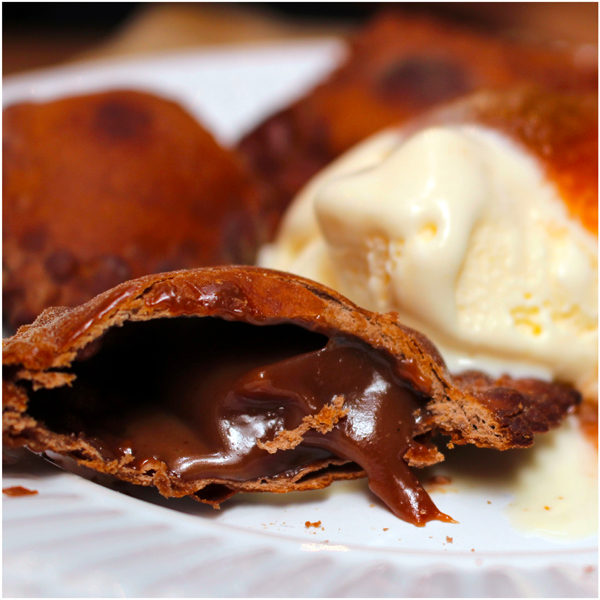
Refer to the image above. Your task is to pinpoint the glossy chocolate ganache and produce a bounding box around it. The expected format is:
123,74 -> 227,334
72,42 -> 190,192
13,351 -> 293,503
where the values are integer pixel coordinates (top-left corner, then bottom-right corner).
28,316 -> 450,525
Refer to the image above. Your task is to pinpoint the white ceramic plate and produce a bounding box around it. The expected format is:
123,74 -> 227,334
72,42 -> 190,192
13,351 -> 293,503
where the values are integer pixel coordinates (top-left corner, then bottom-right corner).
3,42 -> 598,598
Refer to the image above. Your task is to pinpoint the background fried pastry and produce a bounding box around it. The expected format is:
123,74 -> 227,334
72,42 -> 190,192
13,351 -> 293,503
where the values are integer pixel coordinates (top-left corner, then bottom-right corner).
3,267 -> 579,524
239,11 -> 598,214
3,90 -> 270,329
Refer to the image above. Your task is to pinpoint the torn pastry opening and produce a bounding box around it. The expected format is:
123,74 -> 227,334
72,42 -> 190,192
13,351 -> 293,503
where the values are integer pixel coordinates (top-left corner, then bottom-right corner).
21,315 -> 450,525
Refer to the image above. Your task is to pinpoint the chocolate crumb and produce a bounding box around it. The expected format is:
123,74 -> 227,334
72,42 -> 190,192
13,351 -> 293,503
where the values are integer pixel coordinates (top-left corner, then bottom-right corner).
3,486 -> 38,497
446,536 -> 453,543
305,520 -> 322,528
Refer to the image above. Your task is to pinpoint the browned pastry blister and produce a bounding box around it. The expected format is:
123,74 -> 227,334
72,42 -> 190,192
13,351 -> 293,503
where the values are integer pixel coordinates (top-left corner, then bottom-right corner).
3,90 -> 272,329
3,267 -> 579,525
238,11 -> 598,216
409,87 -> 598,235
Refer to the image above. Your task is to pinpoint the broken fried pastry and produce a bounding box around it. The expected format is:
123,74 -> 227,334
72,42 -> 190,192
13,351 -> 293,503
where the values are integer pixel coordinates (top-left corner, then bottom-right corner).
239,11 -> 598,213
2,267 -> 579,525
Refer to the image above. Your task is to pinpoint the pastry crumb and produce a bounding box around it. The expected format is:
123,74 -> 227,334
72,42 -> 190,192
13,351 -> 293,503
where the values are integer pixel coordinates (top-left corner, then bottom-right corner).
383,528 -> 389,531
305,520 -> 322,528
258,397 -> 347,453
446,536 -> 453,543
3,486 -> 38,497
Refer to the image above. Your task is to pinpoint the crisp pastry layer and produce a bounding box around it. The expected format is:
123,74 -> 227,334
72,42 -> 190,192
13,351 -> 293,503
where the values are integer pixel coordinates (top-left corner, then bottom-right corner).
239,11 -> 598,216
3,267 -> 579,525
3,90 -> 270,328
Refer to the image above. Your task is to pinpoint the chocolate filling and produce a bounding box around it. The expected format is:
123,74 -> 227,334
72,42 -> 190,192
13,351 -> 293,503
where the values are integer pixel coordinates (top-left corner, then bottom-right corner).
27,316 -> 450,525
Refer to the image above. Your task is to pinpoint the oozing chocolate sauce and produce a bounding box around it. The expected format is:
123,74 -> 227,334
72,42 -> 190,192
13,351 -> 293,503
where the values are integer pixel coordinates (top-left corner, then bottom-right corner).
30,317 -> 450,525
233,340 -> 450,524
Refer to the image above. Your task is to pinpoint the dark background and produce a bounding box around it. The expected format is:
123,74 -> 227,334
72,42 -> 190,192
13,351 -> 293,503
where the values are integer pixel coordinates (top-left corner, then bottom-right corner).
0,3 -> 509,27
5,2 -> 598,29
4,2 -> 597,76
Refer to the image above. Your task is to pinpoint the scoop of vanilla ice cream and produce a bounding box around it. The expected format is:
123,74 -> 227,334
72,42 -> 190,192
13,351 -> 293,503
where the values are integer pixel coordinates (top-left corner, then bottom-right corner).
259,124 -> 598,399
258,129 -> 402,282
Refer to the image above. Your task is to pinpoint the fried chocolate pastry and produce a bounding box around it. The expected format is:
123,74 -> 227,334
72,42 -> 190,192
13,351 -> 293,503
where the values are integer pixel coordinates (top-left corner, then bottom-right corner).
3,267 -> 579,525
3,90 -> 270,329
238,12 -> 598,214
